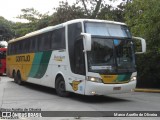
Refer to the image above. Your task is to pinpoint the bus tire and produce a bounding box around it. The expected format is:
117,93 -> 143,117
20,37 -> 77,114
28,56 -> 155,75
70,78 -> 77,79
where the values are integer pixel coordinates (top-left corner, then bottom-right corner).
55,76 -> 69,97
13,71 -> 18,83
16,71 -> 23,85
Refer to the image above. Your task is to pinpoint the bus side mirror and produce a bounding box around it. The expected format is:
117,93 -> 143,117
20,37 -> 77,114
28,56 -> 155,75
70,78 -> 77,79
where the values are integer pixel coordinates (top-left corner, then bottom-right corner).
81,33 -> 91,52
132,37 -> 146,54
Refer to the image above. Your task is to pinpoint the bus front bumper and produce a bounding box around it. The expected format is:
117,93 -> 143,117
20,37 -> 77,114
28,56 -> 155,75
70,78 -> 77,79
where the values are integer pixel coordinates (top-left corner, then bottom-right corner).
84,80 -> 136,96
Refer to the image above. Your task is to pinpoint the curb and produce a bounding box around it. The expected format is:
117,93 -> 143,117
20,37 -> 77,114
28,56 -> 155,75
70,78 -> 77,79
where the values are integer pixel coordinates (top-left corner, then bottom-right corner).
135,88 -> 160,93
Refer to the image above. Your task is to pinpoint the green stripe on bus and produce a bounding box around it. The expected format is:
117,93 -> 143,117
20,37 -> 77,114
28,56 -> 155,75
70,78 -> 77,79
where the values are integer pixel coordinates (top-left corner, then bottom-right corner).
116,73 -> 131,82
34,51 -> 52,78
29,52 -> 43,77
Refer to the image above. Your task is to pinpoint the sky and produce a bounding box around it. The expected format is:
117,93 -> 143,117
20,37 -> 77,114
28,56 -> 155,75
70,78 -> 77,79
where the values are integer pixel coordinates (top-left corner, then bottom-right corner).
0,0 -> 75,22
0,0 -> 122,23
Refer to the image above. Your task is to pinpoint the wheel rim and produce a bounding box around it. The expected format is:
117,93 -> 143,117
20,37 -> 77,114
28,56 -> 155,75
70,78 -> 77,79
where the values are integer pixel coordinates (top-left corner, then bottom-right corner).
58,81 -> 65,92
56,77 -> 69,97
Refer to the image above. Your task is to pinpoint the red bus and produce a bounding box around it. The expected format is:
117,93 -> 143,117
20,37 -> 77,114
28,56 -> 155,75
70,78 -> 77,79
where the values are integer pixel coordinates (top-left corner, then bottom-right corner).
0,48 -> 7,75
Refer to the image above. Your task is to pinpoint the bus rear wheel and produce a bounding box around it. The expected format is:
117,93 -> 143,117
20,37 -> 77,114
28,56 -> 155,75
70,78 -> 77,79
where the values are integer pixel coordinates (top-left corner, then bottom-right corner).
55,77 -> 69,97
16,71 -> 23,85
13,71 -> 17,83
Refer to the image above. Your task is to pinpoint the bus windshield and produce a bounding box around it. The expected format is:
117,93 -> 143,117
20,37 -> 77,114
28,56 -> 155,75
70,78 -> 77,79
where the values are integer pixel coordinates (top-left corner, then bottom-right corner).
85,22 -> 132,38
87,37 -> 136,74
0,50 -> 6,59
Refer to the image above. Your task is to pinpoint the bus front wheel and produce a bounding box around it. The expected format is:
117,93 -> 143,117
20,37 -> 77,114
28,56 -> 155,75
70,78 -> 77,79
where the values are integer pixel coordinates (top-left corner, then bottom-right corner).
55,77 -> 69,97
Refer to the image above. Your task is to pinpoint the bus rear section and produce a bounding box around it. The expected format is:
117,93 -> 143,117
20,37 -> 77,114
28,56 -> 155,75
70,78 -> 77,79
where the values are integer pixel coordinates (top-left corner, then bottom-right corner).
0,48 -> 7,75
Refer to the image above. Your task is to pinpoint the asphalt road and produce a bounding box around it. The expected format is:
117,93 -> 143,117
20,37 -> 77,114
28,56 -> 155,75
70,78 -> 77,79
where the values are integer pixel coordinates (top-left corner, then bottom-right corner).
0,75 -> 160,120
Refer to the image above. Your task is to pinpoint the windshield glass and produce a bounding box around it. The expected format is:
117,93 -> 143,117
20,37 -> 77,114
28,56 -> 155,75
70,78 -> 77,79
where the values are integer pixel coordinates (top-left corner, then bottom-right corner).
85,22 -> 131,38
0,51 -> 6,59
87,37 -> 136,74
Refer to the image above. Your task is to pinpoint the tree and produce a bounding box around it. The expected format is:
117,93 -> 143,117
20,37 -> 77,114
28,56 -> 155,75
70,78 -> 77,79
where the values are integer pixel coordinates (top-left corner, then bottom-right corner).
16,8 -> 52,36
98,3 -> 125,22
76,0 -> 128,22
17,8 -> 47,23
0,16 -> 15,41
125,0 -> 160,51
12,22 -> 34,37
50,1 -> 86,25
76,0 -> 103,18
125,0 -> 160,88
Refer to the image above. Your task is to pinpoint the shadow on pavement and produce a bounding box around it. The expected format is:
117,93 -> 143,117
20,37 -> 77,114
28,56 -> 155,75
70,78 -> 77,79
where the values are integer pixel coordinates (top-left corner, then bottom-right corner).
10,81 -> 130,103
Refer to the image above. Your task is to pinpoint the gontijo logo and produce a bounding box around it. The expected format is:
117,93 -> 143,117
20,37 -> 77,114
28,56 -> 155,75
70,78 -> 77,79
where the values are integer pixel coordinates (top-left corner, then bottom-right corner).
16,55 -> 30,62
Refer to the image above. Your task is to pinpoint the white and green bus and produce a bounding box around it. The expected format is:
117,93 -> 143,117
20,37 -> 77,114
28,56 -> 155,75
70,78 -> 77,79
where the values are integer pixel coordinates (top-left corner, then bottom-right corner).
7,19 -> 146,97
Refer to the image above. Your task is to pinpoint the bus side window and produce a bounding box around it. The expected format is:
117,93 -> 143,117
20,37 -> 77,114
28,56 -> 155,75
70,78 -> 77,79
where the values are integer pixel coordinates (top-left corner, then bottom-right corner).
51,27 -> 65,50
30,37 -> 38,52
38,34 -> 45,51
43,32 -> 51,51
23,39 -> 30,53
30,37 -> 35,52
19,41 -> 23,54
7,44 -> 10,55
15,42 -> 18,54
9,44 -> 12,55
12,43 -> 16,54
51,31 -> 55,50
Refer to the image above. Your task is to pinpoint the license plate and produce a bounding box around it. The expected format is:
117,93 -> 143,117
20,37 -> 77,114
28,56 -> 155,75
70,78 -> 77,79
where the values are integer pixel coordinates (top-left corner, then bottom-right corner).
113,87 -> 121,90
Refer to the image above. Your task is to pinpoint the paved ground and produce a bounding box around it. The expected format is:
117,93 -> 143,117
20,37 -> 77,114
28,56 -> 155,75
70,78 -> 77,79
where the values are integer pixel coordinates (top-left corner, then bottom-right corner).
0,75 -> 160,120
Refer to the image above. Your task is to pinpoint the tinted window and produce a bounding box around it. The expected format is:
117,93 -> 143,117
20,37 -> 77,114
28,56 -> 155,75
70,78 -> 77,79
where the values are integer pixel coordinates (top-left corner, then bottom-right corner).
51,27 -> 65,50
0,51 -> 6,59
8,27 -> 65,55
38,34 -> 45,51
18,41 -> 23,54
7,44 -> 10,55
30,37 -> 37,52
44,32 -> 51,50
68,22 -> 83,74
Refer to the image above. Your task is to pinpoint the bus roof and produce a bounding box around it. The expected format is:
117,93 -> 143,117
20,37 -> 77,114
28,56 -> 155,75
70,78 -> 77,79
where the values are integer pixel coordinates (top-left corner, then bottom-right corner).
8,19 -> 126,44
64,19 -> 126,26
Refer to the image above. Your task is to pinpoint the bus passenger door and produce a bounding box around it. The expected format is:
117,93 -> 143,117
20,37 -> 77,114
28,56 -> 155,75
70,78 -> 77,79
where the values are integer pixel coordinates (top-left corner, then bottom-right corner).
74,39 -> 86,75
70,38 -> 86,94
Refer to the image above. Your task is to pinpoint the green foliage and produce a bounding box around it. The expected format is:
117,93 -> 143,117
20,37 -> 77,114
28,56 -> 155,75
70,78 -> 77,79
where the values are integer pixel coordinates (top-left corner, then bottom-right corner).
17,8 -> 47,23
50,2 -> 86,25
98,3 -> 125,22
125,0 -> 160,50
12,22 -> 35,37
14,8 -> 55,36
0,16 -> 15,41
125,0 -> 160,88
136,53 -> 160,88
76,0 -> 103,18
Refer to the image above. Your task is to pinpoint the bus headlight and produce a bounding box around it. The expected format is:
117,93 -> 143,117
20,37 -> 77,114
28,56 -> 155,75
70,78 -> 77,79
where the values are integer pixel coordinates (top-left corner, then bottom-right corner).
87,76 -> 102,83
130,76 -> 137,81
